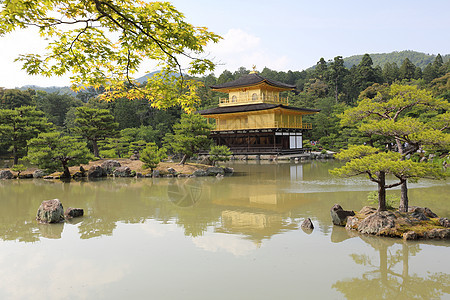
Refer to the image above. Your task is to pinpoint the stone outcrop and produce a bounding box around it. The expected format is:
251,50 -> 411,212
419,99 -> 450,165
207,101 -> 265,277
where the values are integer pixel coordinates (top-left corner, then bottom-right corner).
88,165 -> 106,178
223,167 -> 234,174
339,206 -> 449,240
439,218 -> 450,228
65,207 -> 84,218
357,211 -> 397,235
301,218 -> 314,230
36,199 -> 65,223
33,169 -> 46,178
101,160 -> 121,175
113,166 -> 132,177
330,204 -> 355,226
423,228 -> 450,239
205,166 -> 225,176
0,170 -> 14,179
192,169 -> 207,177
408,206 -> 438,218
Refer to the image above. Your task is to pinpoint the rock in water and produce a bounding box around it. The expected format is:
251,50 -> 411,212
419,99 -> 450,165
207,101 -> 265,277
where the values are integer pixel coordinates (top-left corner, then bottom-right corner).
301,218 -> 314,230
36,199 -> 65,223
101,160 -> 121,175
88,165 -> 106,178
113,166 -> 131,177
65,207 -> 84,218
0,170 -> 13,179
205,167 -> 225,176
33,169 -> 45,178
357,211 -> 396,235
330,204 -> 355,226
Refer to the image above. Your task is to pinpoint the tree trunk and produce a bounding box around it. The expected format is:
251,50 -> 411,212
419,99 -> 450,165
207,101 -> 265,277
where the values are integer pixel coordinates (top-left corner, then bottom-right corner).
399,181 -> 409,212
179,154 -> 188,165
13,145 -> 19,165
62,163 -> 71,179
92,140 -> 100,158
335,78 -> 338,103
378,171 -> 387,211
396,138 -> 409,212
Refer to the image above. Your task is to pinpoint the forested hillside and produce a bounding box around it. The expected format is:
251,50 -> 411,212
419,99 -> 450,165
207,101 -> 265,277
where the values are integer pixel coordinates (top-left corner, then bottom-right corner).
341,51 -> 449,69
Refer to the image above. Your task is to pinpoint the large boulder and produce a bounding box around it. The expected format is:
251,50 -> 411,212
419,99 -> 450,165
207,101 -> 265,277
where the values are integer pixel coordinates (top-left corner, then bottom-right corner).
223,167 -> 234,174
36,199 -> 65,223
192,169 -> 207,177
101,160 -> 121,175
113,166 -> 131,177
167,167 -> 177,175
0,170 -> 13,179
330,204 -> 355,226
408,206 -> 438,218
357,211 -> 396,235
88,165 -> 106,178
33,169 -> 46,178
359,206 -> 377,217
65,207 -> 84,218
205,166 -> 225,176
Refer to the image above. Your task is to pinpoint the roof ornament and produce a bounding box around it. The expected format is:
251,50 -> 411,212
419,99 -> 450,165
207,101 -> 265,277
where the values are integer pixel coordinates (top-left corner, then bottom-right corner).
249,65 -> 257,74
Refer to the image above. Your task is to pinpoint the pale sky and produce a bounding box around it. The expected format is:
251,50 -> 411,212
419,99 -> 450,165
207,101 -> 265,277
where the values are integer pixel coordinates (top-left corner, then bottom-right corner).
1,0 -> 449,88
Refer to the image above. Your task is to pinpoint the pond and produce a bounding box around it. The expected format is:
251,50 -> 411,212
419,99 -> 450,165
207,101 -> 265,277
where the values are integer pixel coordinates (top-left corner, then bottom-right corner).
0,161 -> 449,299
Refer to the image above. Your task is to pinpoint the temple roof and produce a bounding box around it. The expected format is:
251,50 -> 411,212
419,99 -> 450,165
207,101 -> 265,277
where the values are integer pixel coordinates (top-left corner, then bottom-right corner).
210,73 -> 296,90
197,103 -> 320,115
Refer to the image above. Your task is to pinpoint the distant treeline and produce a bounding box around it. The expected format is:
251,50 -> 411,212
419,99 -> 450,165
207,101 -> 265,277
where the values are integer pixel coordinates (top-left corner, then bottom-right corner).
2,51 -> 449,159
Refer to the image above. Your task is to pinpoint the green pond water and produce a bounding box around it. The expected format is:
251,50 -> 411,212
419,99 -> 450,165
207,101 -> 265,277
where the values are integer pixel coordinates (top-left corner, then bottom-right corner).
0,160 -> 449,299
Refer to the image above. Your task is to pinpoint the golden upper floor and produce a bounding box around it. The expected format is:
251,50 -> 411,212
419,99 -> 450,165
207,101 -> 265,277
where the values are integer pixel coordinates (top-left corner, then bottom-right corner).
210,72 -> 295,107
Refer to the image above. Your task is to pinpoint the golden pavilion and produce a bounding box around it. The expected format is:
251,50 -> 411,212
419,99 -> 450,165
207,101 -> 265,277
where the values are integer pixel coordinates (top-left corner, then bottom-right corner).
197,71 -> 319,154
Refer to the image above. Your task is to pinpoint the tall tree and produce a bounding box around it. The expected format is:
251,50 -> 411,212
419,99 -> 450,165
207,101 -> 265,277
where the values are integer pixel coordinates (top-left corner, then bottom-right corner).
341,84 -> 450,212
432,54 -> 444,77
0,88 -> 34,110
163,113 -> 212,165
315,58 -> 328,80
399,58 -> 416,80
72,107 -> 119,157
328,56 -> 348,102
355,54 -> 379,90
331,145 -> 443,211
34,91 -> 83,127
0,1 -> 221,112
0,106 -> 49,164
422,63 -> 437,83
27,132 -> 93,178
382,62 -> 400,84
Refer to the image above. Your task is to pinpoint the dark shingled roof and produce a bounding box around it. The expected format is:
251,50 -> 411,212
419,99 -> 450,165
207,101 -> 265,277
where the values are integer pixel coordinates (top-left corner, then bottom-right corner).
196,103 -> 320,115
210,73 -> 296,90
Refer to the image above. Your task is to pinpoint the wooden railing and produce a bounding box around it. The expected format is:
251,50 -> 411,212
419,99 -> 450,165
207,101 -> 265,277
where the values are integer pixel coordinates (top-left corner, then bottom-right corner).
219,95 -> 288,106
214,121 -> 312,131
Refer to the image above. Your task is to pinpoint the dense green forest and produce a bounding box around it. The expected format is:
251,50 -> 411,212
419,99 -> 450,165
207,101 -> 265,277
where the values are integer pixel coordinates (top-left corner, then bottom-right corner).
340,51 -> 450,69
1,51 -> 449,167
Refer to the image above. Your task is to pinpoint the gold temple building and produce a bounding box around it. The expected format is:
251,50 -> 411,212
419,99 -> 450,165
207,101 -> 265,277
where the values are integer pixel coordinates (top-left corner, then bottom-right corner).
197,71 -> 320,154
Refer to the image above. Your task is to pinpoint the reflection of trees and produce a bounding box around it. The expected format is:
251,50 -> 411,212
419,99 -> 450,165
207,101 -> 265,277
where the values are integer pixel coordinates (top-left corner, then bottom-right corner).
0,221 -> 40,243
332,234 -> 450,299
78,217 -> 116,239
